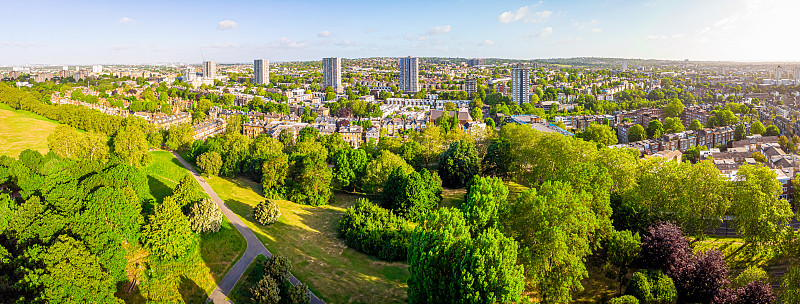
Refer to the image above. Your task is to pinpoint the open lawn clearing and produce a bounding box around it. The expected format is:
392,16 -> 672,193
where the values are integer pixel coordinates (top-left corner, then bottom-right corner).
207,176 -> 409,304
0,102 -> 60,157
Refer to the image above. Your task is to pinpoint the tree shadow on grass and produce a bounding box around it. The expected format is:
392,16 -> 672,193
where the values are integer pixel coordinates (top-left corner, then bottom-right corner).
179,275 -> 205,304
147,175 -> 172,204
115,280 -> 146,304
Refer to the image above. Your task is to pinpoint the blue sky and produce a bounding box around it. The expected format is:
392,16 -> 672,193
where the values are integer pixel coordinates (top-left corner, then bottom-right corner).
2,0 -> 799,65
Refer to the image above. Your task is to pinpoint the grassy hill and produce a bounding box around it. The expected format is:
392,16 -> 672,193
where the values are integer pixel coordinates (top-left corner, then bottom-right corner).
0,102 -> 60,157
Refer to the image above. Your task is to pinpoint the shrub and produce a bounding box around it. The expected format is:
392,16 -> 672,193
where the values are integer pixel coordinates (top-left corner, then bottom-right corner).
286,282 -> 310,304
674,249 -> 728,303
249,275 -> 281,304
713,281 -> 775,304
626,270 -> 677,304
337,198 -> 411,261
262,255 -> 292,283
186,198 -> 223,233
732,265 -> 769,287
196,151 -> 222,176
609,295 -> 640,304
254,200 -> 281,225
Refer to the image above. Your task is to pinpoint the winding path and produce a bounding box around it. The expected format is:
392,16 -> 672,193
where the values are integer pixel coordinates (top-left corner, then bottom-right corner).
172,152 -> 324,304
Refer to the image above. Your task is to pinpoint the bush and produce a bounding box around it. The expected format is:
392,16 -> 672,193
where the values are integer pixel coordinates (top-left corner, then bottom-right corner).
262,255 -> 292,282
626,270 -> 677,304
609,295 -> 640,304
337,198 -> 411,261
732,265 -> 769,287
196,151 -> 222,176
286,282 -> 310,304
249,275 -> 281,304
254,200 -> 281,225
714,281 -> 775,304
186,198 -> 223,233
674,249 -> 728,303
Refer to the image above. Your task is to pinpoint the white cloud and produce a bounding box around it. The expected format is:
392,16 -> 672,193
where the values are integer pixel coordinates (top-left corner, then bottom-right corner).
479,40 -> 495,46
119,17 -> 133,24
426,25 -> 452,35
524,10 -> 552,23
497,2 -> 543,23
645,34 -> 667,40
273,37 -> 308,49
317,30 -> 332,38
536,27 -> 553,38
203,43 -> 239,49
573,19 -> 600,30
558,37 -> 583,44
217,20 -> 238,31
0,41 -> 40,48
591,28 -> 602,33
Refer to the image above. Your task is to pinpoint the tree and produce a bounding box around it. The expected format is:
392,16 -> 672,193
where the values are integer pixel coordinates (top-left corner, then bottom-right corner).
663,117 -> 685,134
729,163 -> 794,245
287,283 -> 311,304
503,181 -> 597,303
47,125 -> 83,159
113,124 -> 151,167
608,295 -> 639,304
582,124 -> 618,146
688,119 -> 704,131
381,167 -> 441,221
646,120 -> 664,139
361,150 -> 413,194
673,249 -> 728,303
682,145 -> 707,163
287,141 -> 332,206
461,176 -> 508,234
751,151 -> 767,163
24,235 -> 118,303
332,148 -> 368,190
143,196 -> 195,260
186,198 -> 223,233
781,266 -> 800,304
779,135 -> 796,153
196,151 -> 222,176
733,124 -> 745,141
254,200 -> 281,225
765,124 -> 780,136
165,123 -> 194,150
663,99 -> 685,117
262,154 -> 289,200
482,137 -> 512,178
750,120 -> 766,135
628,124 -> 647,142
607,229 -> 641,293
250,276 -> 281,304
408,208 -> 525,304
638,222 -> 692,277
438,139 -> 480,188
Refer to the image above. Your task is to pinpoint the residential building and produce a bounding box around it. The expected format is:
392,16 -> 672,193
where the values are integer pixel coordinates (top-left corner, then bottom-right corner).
92,65 -> 103,74
467,58 -> 485,66
254,59 -> 269,85
340,124 -> 363,148
183,66 -> 196,81
510,64 -> 529,105
322,57 -> 342,93
399,56 -> 419,93
203,61 -> 216,79
464,77 -> 477,97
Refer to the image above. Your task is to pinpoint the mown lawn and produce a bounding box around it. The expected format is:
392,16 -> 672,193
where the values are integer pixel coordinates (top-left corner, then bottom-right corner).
206,176 -> 409,304
116,151 -> 246,303
0,102 -> 60,157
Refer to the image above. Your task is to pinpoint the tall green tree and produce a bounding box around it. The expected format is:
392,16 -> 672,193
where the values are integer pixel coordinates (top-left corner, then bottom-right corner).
581,124 -> 617,146
113,124 -> 151,167
663,99 -> 685,118
438,139 -> 480,188
332,148 -> 369,190
143,196 -> 195,260
750,121 -> 766,135
628,124 -> 646,142
408,208 -> 525,304
688,119 -> 704,131
262,154 -> 289,200
165,123 -> 194,150
729,163 -> 794,245
381,168 -> 442,221
646,120 -> 664,139
461,176 -> 508,235
503,181 -> 597,303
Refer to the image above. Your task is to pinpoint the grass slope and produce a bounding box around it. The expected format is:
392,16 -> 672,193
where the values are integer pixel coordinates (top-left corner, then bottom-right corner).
0,103 -> 60,157
117,151 -> 246,303
207,176 -> 409,304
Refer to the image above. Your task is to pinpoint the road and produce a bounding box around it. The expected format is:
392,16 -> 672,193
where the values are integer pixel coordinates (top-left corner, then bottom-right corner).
172,151 -> 324,304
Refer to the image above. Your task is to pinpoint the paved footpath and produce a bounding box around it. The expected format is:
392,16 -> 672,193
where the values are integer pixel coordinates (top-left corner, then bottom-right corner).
172,152 -> 324,304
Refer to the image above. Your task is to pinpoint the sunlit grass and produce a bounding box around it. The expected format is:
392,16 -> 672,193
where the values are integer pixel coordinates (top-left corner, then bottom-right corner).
207,176 -> 409,304
0,102 -> 59,157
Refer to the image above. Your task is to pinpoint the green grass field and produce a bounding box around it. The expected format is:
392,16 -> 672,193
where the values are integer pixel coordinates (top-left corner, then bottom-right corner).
117,151 -> 246,303
206,176 -> 409,304
0,102 -> 60,157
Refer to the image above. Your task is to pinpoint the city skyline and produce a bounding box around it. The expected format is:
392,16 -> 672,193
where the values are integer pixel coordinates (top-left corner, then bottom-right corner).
4,0 -> 800,65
